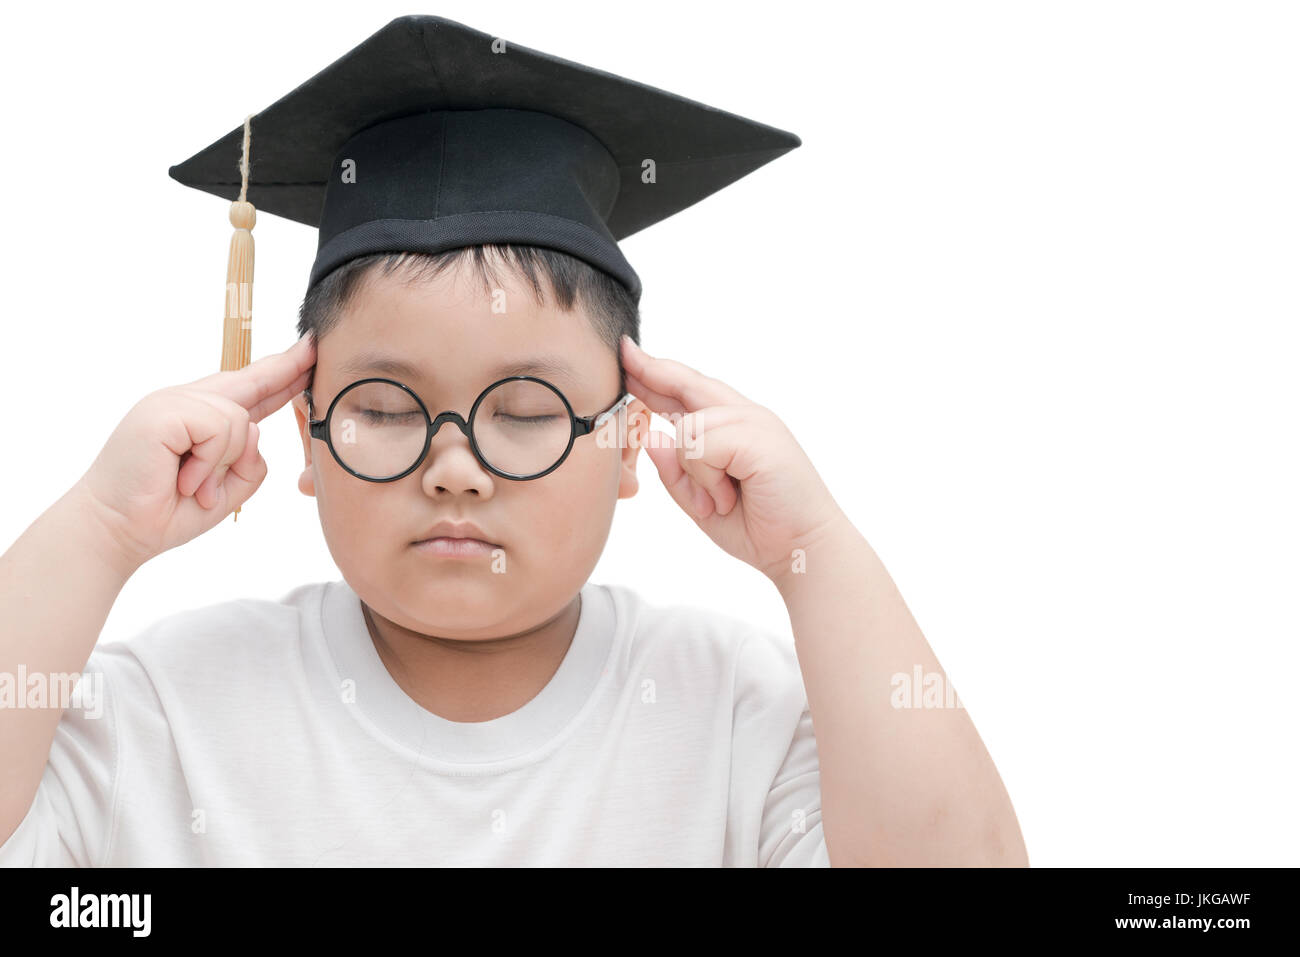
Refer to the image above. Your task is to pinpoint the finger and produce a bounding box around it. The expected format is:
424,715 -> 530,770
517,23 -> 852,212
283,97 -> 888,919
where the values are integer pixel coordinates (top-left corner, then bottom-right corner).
192,414 -> 242,510
169,393 -> 237,499
220,420 -> 268,511
670,405 -> 756,446
680,422 -> 761,516
675,408 -> 765,477
620,337 -> 750,413
624,376 -> 755,434
196,450 -> 240,512
643,431 -> 727,521
185,333 -> 316,422
640,430 -> 699,516
641,406 -> 753,518
633,423 -> 718,519
673,419 -> 740,518
173,393 -> 249,504
191,394 -> 255,509
242,365 -> 314,423
624,368 -> 686,417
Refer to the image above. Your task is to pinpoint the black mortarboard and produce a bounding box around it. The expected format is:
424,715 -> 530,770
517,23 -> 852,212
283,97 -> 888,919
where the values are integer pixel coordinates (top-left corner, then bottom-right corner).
168,13 -> 801,310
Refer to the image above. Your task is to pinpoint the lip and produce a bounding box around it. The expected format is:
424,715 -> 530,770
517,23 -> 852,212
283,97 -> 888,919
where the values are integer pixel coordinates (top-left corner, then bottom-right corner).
412,520 -> 501,548
411,537 -> 499,559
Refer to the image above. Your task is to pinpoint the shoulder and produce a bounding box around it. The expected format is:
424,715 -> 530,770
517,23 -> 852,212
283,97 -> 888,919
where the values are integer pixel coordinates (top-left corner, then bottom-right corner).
89,580 -> 336,687
596,582 -> 804,701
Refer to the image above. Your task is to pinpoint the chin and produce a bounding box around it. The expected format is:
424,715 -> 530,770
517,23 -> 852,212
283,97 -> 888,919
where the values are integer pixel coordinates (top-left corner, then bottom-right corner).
397,590 -> 520,638
392,567 -> 511,608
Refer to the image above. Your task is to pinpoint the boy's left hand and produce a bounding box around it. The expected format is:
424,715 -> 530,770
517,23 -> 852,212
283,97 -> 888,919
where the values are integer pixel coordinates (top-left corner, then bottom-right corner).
620,336 -> 849,584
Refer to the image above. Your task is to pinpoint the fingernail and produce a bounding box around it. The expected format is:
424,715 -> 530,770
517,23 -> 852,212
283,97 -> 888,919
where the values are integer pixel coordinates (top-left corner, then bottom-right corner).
622,335 -> 641,352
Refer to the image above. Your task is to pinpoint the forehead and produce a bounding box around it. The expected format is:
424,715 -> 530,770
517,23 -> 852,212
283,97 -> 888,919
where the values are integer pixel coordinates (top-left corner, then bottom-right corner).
337,349 -> 581,386
322,261 -> 607,387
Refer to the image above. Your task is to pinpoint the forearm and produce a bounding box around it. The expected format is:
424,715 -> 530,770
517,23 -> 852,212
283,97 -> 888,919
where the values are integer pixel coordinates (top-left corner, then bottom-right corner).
0,482 -> 139,842
774,519 -> 1028,867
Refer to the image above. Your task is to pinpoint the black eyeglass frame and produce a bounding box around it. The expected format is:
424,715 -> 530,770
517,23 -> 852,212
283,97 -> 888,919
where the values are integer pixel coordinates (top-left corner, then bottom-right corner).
305,375 -> 635,482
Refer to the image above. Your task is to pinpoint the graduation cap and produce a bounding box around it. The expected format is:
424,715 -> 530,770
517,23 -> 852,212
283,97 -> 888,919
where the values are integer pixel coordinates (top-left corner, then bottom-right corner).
170,14 -> 800,365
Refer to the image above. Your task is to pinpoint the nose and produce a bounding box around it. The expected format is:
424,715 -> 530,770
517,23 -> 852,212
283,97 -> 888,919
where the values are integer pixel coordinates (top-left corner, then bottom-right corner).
420,412 -> 491,494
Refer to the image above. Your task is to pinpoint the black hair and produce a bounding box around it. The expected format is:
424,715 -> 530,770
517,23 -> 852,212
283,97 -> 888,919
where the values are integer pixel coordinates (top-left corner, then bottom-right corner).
295,244 -> 640,401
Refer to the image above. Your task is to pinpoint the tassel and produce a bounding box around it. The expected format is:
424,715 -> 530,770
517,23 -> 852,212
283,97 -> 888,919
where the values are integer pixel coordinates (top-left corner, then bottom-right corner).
222,114 -> 256,522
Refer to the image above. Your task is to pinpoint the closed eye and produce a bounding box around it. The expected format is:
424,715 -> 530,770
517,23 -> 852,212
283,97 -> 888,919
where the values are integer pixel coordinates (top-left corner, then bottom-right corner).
495,414 -> 561,427
362,410 -> 422,423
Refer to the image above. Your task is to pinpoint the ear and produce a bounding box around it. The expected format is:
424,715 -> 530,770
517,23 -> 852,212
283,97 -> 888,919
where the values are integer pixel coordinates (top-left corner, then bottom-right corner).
617,398 -> 651,501
291,393 -> 317,498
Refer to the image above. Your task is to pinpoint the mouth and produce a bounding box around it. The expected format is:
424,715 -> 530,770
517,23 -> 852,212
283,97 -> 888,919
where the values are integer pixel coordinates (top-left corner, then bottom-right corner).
410,537 -> 500,558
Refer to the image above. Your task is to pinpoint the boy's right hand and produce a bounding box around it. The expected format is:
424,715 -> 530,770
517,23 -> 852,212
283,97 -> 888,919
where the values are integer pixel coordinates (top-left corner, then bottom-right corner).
71,333 -> 317,572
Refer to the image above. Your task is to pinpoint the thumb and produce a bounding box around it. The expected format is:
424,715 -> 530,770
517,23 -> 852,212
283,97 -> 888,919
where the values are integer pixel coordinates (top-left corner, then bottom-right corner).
218,420 -> 269,512
644,439 -> 678,481
640,425 -> 679,480
642,431 -> 713,520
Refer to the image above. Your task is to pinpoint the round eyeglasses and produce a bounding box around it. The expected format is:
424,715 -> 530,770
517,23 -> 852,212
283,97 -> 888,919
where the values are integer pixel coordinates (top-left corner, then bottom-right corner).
305,376 -> 635,482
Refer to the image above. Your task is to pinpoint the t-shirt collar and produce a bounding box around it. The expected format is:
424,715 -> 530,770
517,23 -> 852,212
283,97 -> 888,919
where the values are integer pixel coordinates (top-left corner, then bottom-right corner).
318,578 -> 615,766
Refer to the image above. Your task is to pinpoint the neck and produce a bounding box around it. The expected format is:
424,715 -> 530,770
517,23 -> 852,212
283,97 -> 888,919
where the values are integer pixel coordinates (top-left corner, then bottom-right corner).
360,593 -> 582,723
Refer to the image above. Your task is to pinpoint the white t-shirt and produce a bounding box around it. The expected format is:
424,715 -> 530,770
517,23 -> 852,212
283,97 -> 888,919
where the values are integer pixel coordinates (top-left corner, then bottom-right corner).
0,578 -> 829,867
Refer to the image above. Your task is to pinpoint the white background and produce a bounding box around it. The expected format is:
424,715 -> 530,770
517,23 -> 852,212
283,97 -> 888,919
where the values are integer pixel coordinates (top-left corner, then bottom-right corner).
1,0 -> 1296,866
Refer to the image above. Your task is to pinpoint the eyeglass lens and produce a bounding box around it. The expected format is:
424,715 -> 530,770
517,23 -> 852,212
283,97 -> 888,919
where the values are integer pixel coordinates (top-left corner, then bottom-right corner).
327,379 -> 572,479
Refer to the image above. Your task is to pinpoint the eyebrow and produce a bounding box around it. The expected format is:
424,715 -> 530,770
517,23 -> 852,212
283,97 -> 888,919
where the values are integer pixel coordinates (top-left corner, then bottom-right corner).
336,351 -> 580,383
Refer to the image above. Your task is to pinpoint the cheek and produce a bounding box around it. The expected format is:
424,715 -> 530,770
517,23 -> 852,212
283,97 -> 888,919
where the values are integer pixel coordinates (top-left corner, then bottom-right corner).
524,460 -> 610,530
314,465 -> 394,545
576,440 -> 626,491
542,461 -> 620,541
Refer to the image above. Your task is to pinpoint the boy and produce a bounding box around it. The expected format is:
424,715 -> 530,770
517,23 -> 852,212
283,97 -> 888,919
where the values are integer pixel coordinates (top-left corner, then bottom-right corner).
0,16 -> 1027,866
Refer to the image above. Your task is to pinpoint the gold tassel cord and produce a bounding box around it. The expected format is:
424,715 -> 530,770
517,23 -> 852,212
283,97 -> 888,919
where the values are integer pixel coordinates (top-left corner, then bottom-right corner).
222,114 -> 256,521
